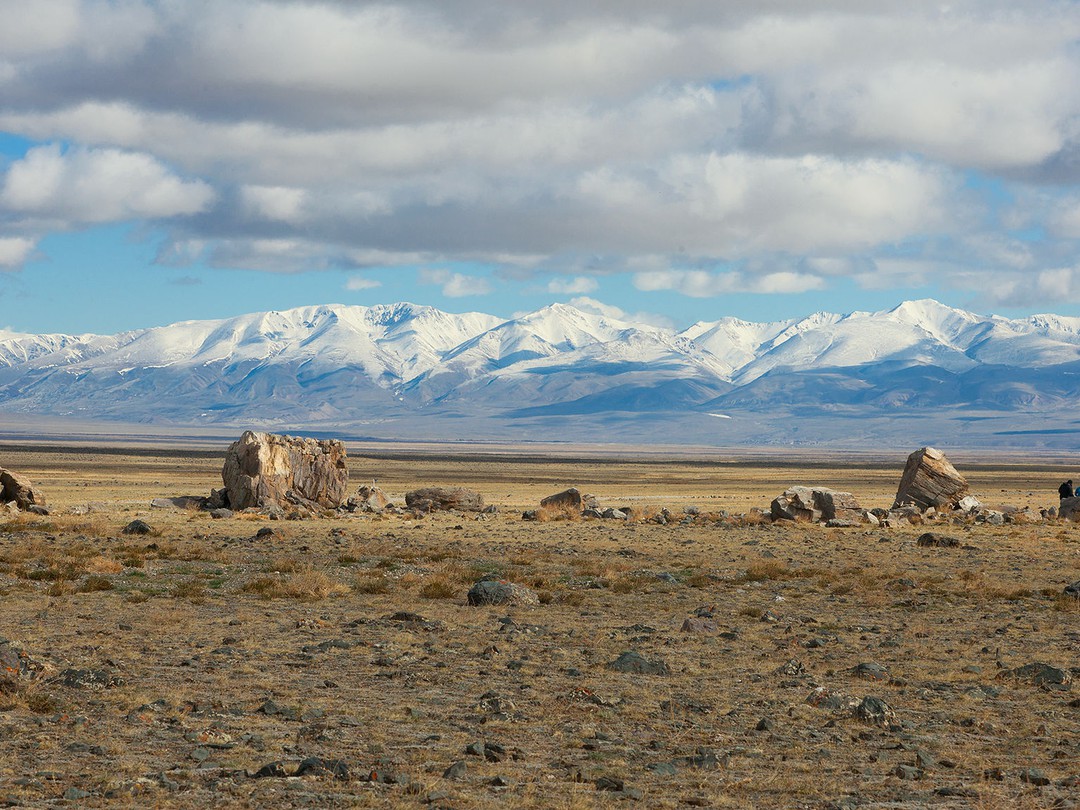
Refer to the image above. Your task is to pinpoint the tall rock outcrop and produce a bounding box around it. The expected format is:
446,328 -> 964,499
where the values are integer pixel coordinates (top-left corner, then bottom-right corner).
221,431 -> 348,510
893,447 -> 968,511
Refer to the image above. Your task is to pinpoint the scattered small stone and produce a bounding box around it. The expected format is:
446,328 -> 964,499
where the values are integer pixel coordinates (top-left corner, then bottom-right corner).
252,761 -> 289,779
894,764 -> 922,780
851,662 -> 888,681
608,650 -> 670,676
855,696 -> 897,727
209,508 -> 234,519
121,519 -> 153,535
296,757 -> 351,780
62,787 -> 91,800
596,775 -> 625,791
672,749 -> 722,770
1020,768 -> 1050,786
442,761 -> 467,780
467,579 -> 539,607
680,616 -> 718,633
774,659 -> 807,677
998,662 -> 1072,689
934,786 -> 978,798
647,762 -> 678,777
917,532 -> 960,548
1064,581 -> 1080,598
55,668 -> 123,690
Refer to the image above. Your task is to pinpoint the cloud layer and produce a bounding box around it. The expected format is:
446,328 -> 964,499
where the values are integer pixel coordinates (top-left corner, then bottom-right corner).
1,0 -> 1078,306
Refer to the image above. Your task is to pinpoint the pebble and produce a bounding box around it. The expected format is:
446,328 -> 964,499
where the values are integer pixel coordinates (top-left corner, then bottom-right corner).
1020,767 -> 1050,786
442,761 -> 467,780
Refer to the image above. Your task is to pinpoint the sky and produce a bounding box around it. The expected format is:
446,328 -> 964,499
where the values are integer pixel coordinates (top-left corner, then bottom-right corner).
2,0 -> 1080,335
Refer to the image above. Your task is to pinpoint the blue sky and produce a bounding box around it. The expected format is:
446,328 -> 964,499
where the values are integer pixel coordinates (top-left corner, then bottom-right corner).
2,2 -> 1080,335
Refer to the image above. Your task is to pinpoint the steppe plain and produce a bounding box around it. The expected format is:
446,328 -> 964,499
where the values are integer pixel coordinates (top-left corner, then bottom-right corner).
0,443 -> 1077,809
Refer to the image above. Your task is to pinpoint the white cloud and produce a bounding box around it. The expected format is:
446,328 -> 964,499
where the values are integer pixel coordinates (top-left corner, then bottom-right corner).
0,236 -> 36,268
568,297 -> 674,329
419,268 -> 492,297
0,144 -> 214,225
240,185 -> 306,223
0,1 -> 1078,306
547,276 -> 598,294
0,0 -> 80,57
345,276 -> 382,291
632,269 -> 826,297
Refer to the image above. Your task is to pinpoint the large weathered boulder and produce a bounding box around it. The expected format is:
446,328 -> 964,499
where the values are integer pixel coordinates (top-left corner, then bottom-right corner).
893,447 -> 969,511
221,431 -> 348,511
771,486 -> 863,523
405,487 -> 484,513
348,484 -> 391,513
0,469 -> 45,510
540,487 -> 582,511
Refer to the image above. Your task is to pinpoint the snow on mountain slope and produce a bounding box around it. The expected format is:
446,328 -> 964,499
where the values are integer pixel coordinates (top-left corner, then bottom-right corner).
4,298 -> 1080,431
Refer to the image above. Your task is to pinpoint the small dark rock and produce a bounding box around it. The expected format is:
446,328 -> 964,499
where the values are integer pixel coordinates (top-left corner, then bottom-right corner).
1020,768 -> 1050,786
916,532 -> 960,548
596,775 -> 625,791
442,761 -> 467,780
680,616 -> 718,633
121,519 -> 153,536
851,662 -> 888,681
296,757 -> 351,780
894,764 -> 922,780
608,650 -> 670,676
55,668 -> 123,690
252,761 -> 289,779
999,662 -> 1072,688
934,786 -> 977,797
855,696 -> 896,727
467,579 -> 539,607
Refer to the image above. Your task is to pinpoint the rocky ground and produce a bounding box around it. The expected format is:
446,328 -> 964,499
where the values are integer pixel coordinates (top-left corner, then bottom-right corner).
0,446 -> 1076,809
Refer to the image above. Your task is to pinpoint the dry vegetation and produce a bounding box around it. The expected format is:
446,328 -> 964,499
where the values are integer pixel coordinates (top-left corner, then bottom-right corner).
0,445 -> 1076,808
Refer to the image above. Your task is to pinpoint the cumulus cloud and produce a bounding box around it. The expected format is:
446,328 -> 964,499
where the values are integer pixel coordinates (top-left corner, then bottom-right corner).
547,276 -> 598,294
0,1 -> 1078,305
568,297 -> 674,329
345,275 -> 382,291
240,185 -> 307,223
0,236 -> 36,268
0,144 -> 214,225
419,268 -> 492,297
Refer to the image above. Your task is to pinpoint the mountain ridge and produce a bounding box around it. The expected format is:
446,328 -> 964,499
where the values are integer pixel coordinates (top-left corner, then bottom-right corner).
3,298 -> 1080,448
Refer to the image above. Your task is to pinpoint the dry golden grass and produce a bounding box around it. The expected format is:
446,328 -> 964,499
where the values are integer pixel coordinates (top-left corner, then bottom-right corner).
0,445 -> 1075,808
241,566 -> 350,600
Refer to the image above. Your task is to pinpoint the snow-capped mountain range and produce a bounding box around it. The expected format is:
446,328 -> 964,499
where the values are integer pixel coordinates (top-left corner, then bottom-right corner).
3,298 -> 1080,448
